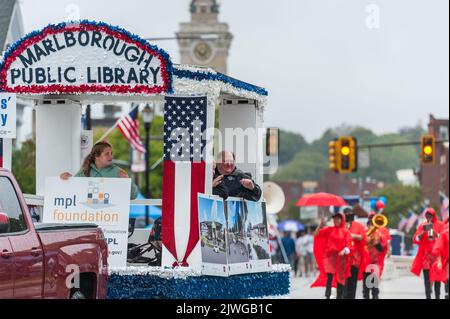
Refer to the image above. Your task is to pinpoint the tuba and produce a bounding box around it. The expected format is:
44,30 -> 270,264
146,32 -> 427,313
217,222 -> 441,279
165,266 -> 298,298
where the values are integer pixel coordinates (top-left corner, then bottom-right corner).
367,214 -> 388,238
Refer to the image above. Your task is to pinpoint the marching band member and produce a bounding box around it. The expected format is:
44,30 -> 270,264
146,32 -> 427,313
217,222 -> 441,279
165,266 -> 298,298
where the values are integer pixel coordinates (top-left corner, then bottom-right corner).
311,212 -> 352,299
411,208 -> 445,299
374,201 -> 392,257
343,207 -> 369,299
363,212 -> 390,299
432,218 -> 449,299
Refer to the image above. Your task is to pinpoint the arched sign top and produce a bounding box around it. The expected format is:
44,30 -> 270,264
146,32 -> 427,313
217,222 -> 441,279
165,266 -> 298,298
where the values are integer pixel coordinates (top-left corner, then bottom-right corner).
0,21 -> 173,95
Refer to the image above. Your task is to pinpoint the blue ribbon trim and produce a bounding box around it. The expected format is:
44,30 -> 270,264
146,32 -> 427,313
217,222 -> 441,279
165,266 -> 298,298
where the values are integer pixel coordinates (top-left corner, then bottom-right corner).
173,68 -> 268,96
107,271 -> 289,299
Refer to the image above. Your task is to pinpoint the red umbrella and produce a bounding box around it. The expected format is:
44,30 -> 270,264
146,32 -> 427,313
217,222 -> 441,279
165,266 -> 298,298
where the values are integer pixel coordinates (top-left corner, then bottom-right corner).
295,192 -> 347,207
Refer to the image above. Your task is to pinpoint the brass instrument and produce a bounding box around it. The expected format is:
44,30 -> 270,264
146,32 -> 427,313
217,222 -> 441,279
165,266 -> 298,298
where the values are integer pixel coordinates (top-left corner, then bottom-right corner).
367,214 -> 388,238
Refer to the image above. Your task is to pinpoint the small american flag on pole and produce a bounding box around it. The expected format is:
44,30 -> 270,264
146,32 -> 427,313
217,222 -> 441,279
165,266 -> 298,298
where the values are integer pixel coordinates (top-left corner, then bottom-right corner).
117,106 -> 146,153
397,214 -> 408,232
162,95 -> 207,266
405,212 -> 419,233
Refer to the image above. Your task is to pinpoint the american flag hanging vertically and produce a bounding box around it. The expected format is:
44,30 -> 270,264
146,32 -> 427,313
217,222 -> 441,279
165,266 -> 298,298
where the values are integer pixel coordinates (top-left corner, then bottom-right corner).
162,96 -> 207,266
117,106 -> 146,153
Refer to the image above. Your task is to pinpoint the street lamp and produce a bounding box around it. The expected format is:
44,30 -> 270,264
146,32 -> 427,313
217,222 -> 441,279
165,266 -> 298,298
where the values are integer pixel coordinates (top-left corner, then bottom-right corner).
142,103 -> 154,226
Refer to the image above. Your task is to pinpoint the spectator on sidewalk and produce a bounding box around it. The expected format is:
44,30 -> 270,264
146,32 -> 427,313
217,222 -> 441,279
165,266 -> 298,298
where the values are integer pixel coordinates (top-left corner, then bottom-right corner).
304,227 -> 315,277
281,231 -> 296,268
295,230 -> 306,277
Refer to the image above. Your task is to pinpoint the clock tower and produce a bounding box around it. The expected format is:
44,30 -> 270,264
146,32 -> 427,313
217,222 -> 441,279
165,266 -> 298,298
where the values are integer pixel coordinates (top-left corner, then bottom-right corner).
177,0 -> 233,74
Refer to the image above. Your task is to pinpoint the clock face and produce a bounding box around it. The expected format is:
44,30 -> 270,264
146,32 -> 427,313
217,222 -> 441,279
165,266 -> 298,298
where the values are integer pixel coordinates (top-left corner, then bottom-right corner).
193,42 -> 213,62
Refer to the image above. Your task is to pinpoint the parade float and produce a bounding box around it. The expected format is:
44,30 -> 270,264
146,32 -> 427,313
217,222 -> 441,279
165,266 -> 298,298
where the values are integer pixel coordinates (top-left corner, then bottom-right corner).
0,21 -> 290,299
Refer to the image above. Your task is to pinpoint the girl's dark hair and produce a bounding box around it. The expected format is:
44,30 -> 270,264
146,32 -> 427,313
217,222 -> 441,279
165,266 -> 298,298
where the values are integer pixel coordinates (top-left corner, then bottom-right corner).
81,141 -> 112,177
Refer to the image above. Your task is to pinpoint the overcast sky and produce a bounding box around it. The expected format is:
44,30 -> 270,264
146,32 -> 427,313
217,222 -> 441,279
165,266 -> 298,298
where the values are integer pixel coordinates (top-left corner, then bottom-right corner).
17,0 -> 449,142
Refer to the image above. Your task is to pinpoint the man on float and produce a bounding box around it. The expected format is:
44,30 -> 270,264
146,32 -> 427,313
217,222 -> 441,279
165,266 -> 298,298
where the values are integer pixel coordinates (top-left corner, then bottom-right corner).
212,150 -> 261,201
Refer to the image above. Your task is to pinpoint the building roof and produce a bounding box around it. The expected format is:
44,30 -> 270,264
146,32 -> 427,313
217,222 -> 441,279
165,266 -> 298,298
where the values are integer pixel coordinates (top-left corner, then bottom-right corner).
0,0 -> 16,50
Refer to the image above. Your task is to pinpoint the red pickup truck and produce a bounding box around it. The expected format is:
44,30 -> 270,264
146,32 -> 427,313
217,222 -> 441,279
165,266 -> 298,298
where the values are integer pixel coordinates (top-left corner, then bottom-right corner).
0,169 -> 108,299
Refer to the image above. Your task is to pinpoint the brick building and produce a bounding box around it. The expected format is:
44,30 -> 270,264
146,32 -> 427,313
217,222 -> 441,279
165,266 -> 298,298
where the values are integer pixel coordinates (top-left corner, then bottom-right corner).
418,114 -> 449,207
319,171 -> 383,197
276,173 -> 382,218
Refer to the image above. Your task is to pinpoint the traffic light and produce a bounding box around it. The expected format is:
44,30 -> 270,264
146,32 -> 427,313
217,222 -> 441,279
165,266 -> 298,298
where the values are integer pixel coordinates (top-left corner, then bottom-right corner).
337,136 -> 357,173
329,139 -> 338,172
421,135 -> 435,164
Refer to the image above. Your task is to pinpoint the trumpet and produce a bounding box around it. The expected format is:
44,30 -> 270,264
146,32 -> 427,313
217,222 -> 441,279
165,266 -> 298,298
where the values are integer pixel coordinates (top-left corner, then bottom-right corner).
367,214 -> 388,238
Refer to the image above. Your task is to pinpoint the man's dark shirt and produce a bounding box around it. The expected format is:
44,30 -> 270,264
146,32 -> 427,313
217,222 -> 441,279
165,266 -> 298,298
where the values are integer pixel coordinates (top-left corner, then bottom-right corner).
213,168 -> 262,201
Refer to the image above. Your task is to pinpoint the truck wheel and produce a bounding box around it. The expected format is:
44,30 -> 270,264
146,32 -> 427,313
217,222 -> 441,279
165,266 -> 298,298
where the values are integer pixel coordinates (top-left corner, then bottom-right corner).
70,290 -> 86,299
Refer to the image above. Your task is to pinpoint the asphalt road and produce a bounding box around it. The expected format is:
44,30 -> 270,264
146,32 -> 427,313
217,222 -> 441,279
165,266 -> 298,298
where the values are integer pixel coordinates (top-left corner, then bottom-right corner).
289,273 -> 437,299
201,244 -> 227,264
227,241 -> 249,263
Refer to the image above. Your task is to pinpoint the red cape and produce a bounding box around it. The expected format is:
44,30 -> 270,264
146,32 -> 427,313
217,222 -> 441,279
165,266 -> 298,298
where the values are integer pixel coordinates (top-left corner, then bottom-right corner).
378,226 -> 391,276
366,227 -> 389,277
431,224 -> 449,282
348,221 -> 369,280
311,212 -> 352,288
411,209 -> 445,278
365,212 -> 391,278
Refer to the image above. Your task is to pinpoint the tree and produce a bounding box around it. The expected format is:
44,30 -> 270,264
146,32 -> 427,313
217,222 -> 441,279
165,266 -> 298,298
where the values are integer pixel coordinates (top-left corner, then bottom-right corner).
310,126 -> 377,156
278,200 -> 300,221
93,115 -> 164,199
12,140 -> 36,194
278,129 -> 309,165
354,133 -> 420,184
272,151 -> 327,182
372,184 -> 424,228
274,124 -> 423,185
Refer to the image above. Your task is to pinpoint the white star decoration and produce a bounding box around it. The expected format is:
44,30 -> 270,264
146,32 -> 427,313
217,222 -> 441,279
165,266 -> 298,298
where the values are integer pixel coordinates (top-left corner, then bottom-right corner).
164,97 -> 207,161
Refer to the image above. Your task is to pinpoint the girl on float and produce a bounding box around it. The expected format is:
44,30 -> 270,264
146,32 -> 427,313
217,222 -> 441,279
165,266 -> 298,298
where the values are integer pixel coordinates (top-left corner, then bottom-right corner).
60,140 -> 138,199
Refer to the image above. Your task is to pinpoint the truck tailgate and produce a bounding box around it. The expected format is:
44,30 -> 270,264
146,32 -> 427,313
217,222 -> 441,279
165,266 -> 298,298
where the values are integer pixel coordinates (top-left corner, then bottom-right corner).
35,223 -> 108,299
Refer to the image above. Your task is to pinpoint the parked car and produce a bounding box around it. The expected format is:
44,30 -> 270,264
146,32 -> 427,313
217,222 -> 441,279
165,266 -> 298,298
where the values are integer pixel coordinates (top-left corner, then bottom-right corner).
0,169 -> 109,299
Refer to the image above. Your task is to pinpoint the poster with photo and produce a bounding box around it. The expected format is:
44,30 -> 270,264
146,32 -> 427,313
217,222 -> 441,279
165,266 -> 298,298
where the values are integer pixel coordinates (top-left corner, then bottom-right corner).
198,194 -> 229,277
244,200 -> 272,272
225,197 -> 251,275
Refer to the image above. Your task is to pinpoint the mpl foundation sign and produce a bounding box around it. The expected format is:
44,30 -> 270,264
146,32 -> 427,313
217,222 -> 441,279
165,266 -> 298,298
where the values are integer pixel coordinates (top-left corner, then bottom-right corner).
43,177 -> 131,267
0,21 -> 172,95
